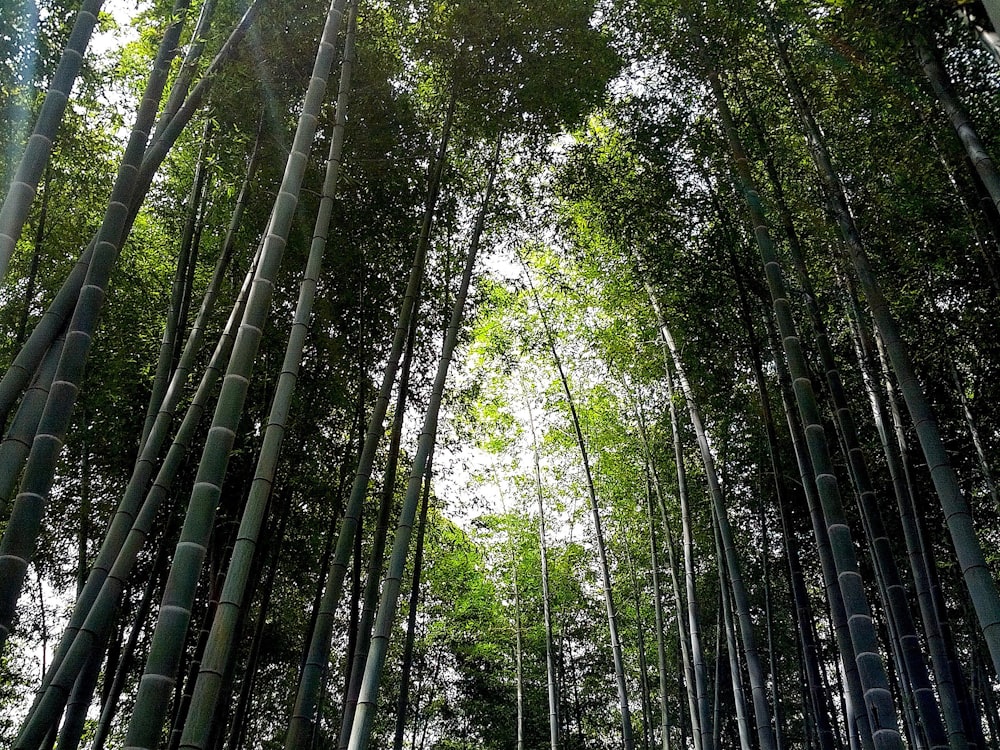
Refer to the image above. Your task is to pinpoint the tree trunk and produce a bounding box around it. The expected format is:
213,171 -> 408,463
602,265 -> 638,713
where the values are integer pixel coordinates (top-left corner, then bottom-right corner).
659,319 -> 777,750
15,163 -> 49,346
526,263 -> 636,750
0,0 -> 106,282
914,33 -> 1000,223
760,308 -> 874,750
284,88 -> 455,750
345,138 -> 500,750
13,247 -> 261,749
526,397 -> 560,750
141,121 -> 214,451
646,479 -> 673,750
714,517 -> 753,750
641,287 -> 710,750
702,51 -> 903,747
177,8 -> 357,745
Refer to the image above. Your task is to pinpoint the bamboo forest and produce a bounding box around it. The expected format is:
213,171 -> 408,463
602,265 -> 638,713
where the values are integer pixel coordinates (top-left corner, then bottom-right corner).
3,0 -> 1000,746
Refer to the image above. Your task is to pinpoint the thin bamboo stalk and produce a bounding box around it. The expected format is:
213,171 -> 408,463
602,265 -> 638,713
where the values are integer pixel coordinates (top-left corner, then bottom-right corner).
346,140 -> 500,750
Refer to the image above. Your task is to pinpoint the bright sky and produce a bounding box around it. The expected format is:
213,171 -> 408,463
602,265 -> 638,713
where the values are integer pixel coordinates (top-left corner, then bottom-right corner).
93,0 -> 142,54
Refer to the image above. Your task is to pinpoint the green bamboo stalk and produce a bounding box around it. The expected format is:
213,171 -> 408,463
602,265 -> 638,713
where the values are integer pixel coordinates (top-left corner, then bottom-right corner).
760,307 -> 873,750
703,56 -> 903,747
642,432 -> 700,750
16,163 -> 50,346
91,518 -> 173,750
714,515 -> 753,750
526,253 -> 636,750
346,140 -> 500,750
0,335 -> 63,521
176,5 -> 358,744
0,0 -> 192,655
283,90 -> 456,750
731,268 -> 839,750
753,29 -> 958,745
151,0 -> 220,145
0,0 -> 263,432
646,478 -> 672,750
121,0 -> 350,739
915,33 -> 1000,220
662,348 -> 710,750
662,322 -> 777,750
0,0 -> 105,282
623,536 -> 654,750
223,505 -> 288,750
846,286 -> 986,750
771,9 -> 1000,683
141,121 -> 214,451
12,251 -> 260,750
391,448 -> 434,750
337,226 -> 421,750
526,396 -> 560,750
642,280 -> 709,750
757,149 -> 948,747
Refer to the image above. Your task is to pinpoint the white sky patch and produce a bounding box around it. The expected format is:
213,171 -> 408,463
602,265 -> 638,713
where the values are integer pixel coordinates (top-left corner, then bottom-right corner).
93,0 -> 143,54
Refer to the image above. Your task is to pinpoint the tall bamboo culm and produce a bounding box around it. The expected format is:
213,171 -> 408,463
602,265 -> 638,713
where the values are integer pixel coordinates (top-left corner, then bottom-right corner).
0,0 -> 192,655
0,0 -> 105,282
119,0 -> 350,742
346,140 -> 500,750
14,123 -> 262,737
177,6 -> 358,748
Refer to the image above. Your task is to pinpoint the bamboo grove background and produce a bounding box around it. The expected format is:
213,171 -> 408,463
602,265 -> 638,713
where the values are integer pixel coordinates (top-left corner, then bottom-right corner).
1,0 -> 1000,747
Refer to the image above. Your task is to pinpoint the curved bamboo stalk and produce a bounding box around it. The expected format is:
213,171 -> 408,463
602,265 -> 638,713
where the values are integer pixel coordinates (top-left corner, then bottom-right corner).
526,253 -> 636,750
